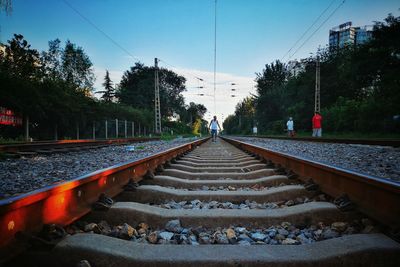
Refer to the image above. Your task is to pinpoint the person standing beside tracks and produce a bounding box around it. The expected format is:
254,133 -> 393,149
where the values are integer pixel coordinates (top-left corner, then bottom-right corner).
286,117 -> 294,137
312,112 -> 323,137
209,115 -> 221,142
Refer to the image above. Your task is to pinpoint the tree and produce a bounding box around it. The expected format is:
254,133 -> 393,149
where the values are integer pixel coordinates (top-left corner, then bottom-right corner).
41,39 -> 62,81
185,102 -> 207,124
0,34 -> 41,79
61,40 -> 95,92
97,70 -> 115,102
117,62 -> 187,117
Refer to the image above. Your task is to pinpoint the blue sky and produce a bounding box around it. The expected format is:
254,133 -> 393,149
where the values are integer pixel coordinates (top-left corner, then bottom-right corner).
1,0 -> 399,121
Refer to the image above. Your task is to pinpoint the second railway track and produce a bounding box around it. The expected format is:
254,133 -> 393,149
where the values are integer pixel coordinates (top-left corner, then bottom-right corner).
2,137 -> 400,266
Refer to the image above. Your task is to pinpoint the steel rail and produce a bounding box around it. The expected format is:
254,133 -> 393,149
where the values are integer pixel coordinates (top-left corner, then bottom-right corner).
221,136 -> 400,229
237,135 -> 400,147
0,137 -> 160,153
0,137 -> 209,259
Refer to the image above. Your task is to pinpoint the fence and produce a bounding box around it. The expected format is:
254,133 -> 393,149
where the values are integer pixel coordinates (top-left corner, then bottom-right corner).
0,117 -> 154,142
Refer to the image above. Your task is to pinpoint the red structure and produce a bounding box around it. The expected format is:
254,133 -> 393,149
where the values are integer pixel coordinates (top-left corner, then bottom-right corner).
0,107 -> 22,126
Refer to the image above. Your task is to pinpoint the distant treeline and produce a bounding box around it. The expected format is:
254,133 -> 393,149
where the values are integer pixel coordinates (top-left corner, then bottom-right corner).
223,13 -> 400,135
0,35 -> 207,139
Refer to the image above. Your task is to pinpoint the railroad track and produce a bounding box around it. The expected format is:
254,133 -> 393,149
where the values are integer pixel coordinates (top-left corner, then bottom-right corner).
1,137 -> 400,266
0,137 -> 159,157
239,135 -> 400,147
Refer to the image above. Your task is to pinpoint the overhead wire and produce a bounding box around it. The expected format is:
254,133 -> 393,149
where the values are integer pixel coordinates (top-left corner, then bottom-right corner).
288,0 -> 346,60
281,0 -> 338,61
62,0 -> 142,63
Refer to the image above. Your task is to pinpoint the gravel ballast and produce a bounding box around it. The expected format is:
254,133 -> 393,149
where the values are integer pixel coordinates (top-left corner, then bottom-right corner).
231,137 -> 400,182
0,138 -> 197,199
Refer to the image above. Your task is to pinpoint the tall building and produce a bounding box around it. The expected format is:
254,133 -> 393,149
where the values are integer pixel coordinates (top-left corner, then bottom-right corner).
329,22 -> 373,49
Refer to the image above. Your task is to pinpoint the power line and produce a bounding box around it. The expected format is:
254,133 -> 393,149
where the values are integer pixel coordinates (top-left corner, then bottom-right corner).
158,59 -> 206,82
281,0 -> 337,61
62,0 -> 141,62
288,0 -> 346,60
213,0 -> 217,115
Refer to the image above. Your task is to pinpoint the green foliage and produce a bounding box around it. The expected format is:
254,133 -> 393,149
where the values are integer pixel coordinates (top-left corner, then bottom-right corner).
0,34 -> 152,140
117,63 -> 186,118
224,13 -> 400,136
97,70 -> 115,102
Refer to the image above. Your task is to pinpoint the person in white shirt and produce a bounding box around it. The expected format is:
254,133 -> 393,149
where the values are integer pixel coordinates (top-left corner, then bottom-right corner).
209,116 -> 221,142
286,117 -> 294,137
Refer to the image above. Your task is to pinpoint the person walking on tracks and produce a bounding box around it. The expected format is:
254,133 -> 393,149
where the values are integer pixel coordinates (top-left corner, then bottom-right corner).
209,115 -> 221,142
286,117 -> 295,137
312,112 -> 323,137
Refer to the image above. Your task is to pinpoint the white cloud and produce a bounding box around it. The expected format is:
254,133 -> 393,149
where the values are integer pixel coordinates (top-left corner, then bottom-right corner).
171,67 -> 256,124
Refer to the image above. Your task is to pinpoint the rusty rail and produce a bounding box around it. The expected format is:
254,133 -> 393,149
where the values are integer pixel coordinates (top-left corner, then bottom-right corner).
237,135 -> 400,147
0,137 -> 160,153
0,137 -> 209,259
221,136 -> 400,229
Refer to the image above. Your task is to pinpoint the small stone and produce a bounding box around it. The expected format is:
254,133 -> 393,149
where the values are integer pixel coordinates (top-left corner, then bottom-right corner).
277,228 -> 289,236
227,186 -> 236,191
119,223 -> 136,240
138,222 -> 149,230
97,221 -> 111,234
318,194 -> 326,201
137,222 -> 149,235
285,200 -> 295,206
213,232 -> 229,244
148,231 -> 159,244
226,228 -> 236,239
84,223 -> 100,233
267,229 -> 277,238
201,185 -> 209,190
296,233 -> 309,244
331,222 -> 348,232
235,227 -> 247,234
159,231 -> 174,241
250,232 -> 266,241
281,222 -> 291,228
282,238 -> 298,245
198,233 -> 211,244
275,234 -> 285,240
238,234 -> 253,243
165,219 -> 182,233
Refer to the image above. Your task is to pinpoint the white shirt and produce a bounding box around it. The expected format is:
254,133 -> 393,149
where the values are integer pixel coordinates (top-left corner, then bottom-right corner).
210,120 -> 219,130
287,120 -> 294,131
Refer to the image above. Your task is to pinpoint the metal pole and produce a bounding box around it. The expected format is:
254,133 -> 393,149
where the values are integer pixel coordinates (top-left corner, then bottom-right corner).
54,124 -> 58,141
25,116 -> 30,142
124,120 -> 127,138
76,122 -> 79,140
154,58 -> 162,134
105,120 -> 108,139
92,121 -> 96,140
132,121 -> 134,137
115,118 -> 118,138
315,56 -> 321,113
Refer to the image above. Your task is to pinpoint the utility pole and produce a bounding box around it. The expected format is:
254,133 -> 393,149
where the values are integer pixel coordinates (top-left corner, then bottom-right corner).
154,58 -> 162,134
314,56 -> 321,113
